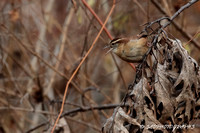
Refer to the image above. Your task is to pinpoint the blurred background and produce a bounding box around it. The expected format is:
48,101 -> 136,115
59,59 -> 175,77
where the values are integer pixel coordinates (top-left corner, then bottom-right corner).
0,0 -> 200,132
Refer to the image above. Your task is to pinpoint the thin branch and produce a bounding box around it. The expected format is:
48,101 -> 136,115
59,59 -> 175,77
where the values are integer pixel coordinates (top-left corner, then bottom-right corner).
50,0 -> 116,132
82,75 -> 113,103
45,7 -> 74,95
0,103 -> 129,116
0,24 -> 70,80
160,0 -> 199,29
0,24 -> 89,99
25,122 -> 49,133
66,116 -> 101,132
25,103 -> 128,133
184,31 -> 200,47
136,0 -> 200,83
1,46 -> 33,78
81,0 -> 129,89
133,0 -> 147,16
0,106 -> 56,115
169,0 -> 199,23
145,0 -> 200,47
112,55 -> 127,89
81,0 -> 113,39
30,0 -> 55,72
61,103 -> 129,117
150,0 -> 200,49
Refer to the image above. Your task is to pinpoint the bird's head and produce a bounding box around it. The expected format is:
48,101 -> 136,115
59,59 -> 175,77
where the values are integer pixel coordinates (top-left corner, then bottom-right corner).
105,38 -> 129,54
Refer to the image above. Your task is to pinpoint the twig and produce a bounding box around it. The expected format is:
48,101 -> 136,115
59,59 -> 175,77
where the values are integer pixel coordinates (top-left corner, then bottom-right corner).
70,0 -> 77,11
82,75 -> 113,102
81,0 -> 113,39
112,55 -> 127,89
0,24 -> 70,80
50,0 -> 116,132
44,7 -> 74,95
81,0 -> 129,89
140,17 -> 170,35
163,0 -> 199,28
184,31 -> 200,47
0,105 -> 56,115
30,0 -> 55,72
1,46 -> 33,78
150,0 -> 200,49
137,0 -> 200,81
144,0 -> 200,47
26,122 -> 49,133
0,24 -> 87,97
66,116 -> 101,132
133,0 -> 147,16
0,103 -> 129,116
2,22 -> 101,108
61,103 -> 129,117
25,103 -> 128,133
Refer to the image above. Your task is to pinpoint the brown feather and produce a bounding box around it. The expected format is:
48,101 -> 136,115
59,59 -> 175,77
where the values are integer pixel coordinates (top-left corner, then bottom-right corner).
110,37 -> 149,63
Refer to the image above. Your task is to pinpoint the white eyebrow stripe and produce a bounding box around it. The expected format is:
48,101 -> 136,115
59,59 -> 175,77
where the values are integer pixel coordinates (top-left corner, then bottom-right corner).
111,38 -> 124,44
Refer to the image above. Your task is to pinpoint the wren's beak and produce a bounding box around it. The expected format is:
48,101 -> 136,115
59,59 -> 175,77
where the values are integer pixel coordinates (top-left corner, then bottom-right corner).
103,44 -> 113,55
105,48 -> 113,55
103,45 -> 110,49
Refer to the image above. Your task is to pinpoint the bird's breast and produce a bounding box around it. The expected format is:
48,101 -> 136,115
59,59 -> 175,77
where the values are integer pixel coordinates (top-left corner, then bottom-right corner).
115,41 -> 149,62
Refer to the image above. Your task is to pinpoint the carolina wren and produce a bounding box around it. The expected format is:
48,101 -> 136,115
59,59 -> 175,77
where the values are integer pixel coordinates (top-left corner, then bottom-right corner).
106,36 -> 149,63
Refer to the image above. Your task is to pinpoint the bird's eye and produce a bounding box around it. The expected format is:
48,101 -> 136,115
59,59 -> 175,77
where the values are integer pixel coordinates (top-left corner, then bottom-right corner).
111,43 -> 115,45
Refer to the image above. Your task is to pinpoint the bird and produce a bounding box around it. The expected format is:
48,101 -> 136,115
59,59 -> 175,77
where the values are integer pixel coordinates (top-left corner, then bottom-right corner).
105,36 -> 149,63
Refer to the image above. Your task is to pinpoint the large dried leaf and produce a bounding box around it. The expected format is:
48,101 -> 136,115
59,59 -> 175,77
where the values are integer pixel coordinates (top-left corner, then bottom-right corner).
103,37 -> 200,132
